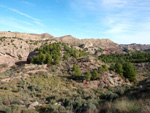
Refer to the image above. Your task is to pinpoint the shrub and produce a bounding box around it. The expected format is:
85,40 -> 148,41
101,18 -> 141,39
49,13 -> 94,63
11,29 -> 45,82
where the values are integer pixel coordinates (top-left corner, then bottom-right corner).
47,104 -> 57,112
112,100 -> 140,113
101,91 -> 119,100
62,98 -> 73,107
4,107 -> 12,113
58,106 -> 66,112
89,100 -> 99,106
116,89 -> 124,95
86,102 -> 97,112
46,95 -> 59,103
0,98 -> 2,105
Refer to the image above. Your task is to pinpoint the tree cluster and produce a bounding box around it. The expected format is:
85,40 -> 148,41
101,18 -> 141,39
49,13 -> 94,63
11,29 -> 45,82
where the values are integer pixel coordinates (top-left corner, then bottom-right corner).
31,43 -> 61,65
72,64 -> 108,81
110,62 -> 136,82
99,51 -> 150,63
63,43 -> 89,60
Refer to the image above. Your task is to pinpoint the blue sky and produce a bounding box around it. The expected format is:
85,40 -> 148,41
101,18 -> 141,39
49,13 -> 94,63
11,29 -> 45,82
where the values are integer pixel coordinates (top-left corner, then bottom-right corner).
0,0 -> 150,44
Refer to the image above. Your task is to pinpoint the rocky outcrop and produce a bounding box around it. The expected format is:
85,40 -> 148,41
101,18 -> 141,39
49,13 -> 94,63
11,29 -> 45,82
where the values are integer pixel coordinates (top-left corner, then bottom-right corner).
57,35 -> 119,49
80,72 -> 129,88
41,33 -> 54,39
0,31 -> 122,56
77,55 -> 105,73
82,41 -> 93,48
122,43 -> 150,51
0,55 -> 15,67
0,37 -> 30,61
28,101 -> 40,109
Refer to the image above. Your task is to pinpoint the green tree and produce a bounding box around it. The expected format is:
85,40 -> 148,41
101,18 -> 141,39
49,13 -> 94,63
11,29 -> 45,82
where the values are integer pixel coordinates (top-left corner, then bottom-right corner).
53,54 -> 61,64
39,53 -> 46,64
109,63 -> 115,71
98,65 -> 108,74
64,53 -> 69,60
98,66 -> 105,74
114,62 -> 123,76
91,70 -> 98,80
46,54 -> 52,64
72,50 -> 78,58
123,62 -> 136,82
102,65 -> 108,71
84,71 -> 91,81
72,64 -> 82,80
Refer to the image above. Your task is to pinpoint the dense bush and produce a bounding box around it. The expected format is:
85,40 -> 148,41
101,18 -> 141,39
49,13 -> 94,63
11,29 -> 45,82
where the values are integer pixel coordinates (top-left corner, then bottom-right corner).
101,91 -> 119,100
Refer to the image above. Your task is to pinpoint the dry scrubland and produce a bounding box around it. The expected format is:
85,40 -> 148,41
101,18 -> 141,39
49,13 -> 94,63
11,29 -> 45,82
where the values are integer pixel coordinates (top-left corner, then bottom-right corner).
0,32 -> 150,113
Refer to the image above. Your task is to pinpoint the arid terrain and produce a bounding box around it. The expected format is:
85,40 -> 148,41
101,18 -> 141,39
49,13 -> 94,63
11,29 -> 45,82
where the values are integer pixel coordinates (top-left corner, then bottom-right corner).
0,31 -> 150,113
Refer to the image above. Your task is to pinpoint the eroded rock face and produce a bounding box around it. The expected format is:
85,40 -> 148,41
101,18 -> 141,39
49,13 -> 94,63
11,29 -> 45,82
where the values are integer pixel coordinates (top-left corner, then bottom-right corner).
79,72 -> 129,88
0,38 -> 30,61
62,55 -> 105,74
0,55 -> 15,67
83,41 -> 93,48
57,35 -> 119,49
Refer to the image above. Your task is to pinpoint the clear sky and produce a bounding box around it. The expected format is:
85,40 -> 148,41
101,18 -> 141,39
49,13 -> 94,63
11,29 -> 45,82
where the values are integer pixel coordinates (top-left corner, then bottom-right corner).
0,0 -> 150,44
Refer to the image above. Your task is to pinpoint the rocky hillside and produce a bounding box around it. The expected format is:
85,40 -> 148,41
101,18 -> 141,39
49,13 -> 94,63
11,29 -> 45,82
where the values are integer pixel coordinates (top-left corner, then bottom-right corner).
0,31 -> 150,113
56,35 -> 120,49
1,31 -> 150,52
0,31 -> 119,49
122,43 -> 150,51
0,31 -> 54,40
0,36 -> 57,65
0,31 -> 124,60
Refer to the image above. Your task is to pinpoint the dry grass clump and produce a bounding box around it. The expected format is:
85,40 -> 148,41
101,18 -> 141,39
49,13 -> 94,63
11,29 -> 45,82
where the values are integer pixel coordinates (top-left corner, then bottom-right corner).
112,99 -> 140,113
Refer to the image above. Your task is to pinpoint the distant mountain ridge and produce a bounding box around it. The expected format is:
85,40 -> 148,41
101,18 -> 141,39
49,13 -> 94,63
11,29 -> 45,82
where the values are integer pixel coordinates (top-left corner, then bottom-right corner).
122,43 -> 150,51
0,31 -> 150,51
0,31 -> 54,40
0,31 -> 119,49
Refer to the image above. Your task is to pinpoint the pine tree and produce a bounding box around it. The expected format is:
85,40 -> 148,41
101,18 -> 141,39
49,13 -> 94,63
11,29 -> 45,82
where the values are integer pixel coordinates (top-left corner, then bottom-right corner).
123,62 -> 136,82
110,63 -> 115,71
91,70 -> 98,80
64,53 -> 69,60
115,62 -> 123,76
84,71 -> 91,81
53,54 -> 61,64
98,66 -> 104,74
102,65 -> 108,71
72,64 -> 82,80
46,54 -> 52,64
39,53 -> 46,64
